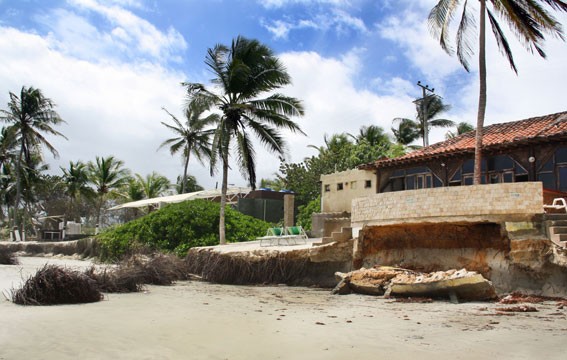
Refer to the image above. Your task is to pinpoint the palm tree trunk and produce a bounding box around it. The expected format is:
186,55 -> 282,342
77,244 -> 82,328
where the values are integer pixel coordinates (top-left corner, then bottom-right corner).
182,152 -> 191,194
14,144 -> 24,238
95,194 -> 104,229
219,157 -> 228,245
474,0 -> 487,185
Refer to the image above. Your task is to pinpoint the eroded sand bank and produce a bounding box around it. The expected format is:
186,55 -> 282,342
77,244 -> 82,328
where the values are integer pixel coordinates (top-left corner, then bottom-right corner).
1,257 -> 566,360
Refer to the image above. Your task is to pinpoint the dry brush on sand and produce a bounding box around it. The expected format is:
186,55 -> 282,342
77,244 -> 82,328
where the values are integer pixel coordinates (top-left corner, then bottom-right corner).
10,253 -> 191,305
0,248 -> 19,265
11,265 -> 102,305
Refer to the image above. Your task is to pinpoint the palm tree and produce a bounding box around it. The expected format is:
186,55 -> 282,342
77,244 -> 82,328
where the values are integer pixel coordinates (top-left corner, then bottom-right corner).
88,156 -> 130,227
158,101 -> 218,193
429,0 -> 566,184
0,86 -> 66,236
135,172 -> 170,200
446,122 -> 475,139
184,36 -> 305,244
61,161 -> 94,222
392,118 -> 422,149
175,174 -> 203,194
354,125 -> 391,147
393,95 -> 454,147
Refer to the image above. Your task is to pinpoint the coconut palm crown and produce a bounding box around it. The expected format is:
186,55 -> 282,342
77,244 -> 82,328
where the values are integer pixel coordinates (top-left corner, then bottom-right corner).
429,0 -> 566,183
184,36 -> 305,244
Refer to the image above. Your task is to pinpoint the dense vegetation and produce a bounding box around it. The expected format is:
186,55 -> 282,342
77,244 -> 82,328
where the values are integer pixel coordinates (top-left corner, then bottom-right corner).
97,199 -> 271,261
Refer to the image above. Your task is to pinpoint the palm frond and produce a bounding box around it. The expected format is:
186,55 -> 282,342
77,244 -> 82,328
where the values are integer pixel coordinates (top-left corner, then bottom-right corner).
456,0 -> 475,71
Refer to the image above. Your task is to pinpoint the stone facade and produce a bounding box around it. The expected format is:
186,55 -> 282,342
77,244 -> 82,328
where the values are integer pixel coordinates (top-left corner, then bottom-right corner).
320,169 -> 375,213
352,182 -> 544,235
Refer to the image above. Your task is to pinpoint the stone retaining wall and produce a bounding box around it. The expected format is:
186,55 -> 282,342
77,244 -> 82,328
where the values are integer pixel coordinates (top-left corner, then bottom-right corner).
352,183 -> 543,232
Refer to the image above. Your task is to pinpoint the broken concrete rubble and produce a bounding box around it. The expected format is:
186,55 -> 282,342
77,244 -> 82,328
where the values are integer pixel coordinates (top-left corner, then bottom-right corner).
333,266 -> 497,302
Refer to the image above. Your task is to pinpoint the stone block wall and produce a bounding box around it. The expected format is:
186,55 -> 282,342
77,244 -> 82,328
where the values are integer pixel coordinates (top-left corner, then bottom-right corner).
352,182 -> 544,230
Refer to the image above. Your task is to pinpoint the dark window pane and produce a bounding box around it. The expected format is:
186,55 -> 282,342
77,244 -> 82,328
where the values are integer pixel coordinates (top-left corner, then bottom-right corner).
541,159 -> 554,172
538,173 -> 556,189
515,163 -> 528,175
451,169 -> 462,181
392,177 -> 404,191
490,174 -> 500,184
365,180 -> 372,188
406,175 -> 415,190
488,155 -> 514,171
406,166 -> 430,175
559,167 -> 567,192
462,160 -> 474,173
503,172 -> 514,183
417,176 -> 424,189
556,147 -> 567,164
426,175 -> 432,188
434,176 -> 443,187
515,174 -> 528,182
337,183 -> 343,191
463,176 -> 473,185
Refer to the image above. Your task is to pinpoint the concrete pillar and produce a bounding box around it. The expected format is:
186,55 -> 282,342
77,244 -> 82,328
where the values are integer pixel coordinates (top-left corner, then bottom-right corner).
283,194 -> 295,227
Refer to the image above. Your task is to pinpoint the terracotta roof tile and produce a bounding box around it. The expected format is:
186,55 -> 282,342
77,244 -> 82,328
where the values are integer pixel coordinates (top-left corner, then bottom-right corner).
365,111 -> 567,169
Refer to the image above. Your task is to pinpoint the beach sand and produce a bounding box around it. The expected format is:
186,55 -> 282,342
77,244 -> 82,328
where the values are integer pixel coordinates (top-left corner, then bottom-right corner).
1,257 -> 566,360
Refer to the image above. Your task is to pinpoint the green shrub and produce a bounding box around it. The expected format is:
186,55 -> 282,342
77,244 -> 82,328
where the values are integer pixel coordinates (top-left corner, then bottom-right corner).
97,199 -> 271,261
296,196 -> 320,230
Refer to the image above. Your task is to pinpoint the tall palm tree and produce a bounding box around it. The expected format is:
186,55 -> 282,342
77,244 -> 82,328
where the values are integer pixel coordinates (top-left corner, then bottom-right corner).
393,95 -> 454,147
429,0 -> 566,184
88,155 -> 130,227
184,36 -> 305,244
446,122 -> 475,139
61,161 -> 94,222
158,101 -> 218,194
0,86 -> 66,235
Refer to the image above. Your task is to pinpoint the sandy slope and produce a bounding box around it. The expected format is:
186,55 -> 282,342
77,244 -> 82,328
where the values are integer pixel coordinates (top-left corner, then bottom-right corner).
0,257 -> 566,360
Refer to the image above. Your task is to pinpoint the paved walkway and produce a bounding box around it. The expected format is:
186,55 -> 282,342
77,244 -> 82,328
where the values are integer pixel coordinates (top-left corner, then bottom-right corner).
203,238 -> 322,254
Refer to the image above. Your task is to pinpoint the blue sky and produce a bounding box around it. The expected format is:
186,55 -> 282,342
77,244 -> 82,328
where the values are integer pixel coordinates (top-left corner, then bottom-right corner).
0,0 -> 565,190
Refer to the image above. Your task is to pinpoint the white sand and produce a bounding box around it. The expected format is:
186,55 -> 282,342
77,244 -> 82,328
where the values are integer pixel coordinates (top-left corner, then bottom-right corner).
1,257 -> 566,360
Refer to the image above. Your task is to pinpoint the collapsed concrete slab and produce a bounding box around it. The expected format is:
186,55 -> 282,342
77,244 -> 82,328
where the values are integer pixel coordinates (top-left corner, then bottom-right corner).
333,266 -> 497,302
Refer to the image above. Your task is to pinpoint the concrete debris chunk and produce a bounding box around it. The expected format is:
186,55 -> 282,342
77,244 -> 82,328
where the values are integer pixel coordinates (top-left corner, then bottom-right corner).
332,266 -> 497,302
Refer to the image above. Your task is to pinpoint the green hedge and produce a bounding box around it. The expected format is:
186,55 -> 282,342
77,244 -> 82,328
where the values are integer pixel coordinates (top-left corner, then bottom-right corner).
97,200 -> 271,261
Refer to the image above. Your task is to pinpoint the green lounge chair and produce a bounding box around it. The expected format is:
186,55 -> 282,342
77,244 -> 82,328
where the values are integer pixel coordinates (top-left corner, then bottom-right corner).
283,226 -> 308,245
259,227 -> 286,246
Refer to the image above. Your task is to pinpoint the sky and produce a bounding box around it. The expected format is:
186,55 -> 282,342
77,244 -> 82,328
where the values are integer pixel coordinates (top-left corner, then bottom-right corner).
0,0 -> 565,190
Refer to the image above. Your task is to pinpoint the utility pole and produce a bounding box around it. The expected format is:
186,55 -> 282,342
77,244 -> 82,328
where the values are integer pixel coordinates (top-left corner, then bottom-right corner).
417,81 -> 435,147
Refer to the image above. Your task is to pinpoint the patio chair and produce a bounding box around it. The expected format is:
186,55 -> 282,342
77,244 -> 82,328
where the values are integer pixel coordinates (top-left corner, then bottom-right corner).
544,198 -> 567,213
283,226 -> 308,245
258,227 -> 286,246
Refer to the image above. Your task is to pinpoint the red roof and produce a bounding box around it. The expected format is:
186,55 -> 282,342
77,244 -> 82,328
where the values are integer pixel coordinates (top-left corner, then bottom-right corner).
363,111 -> 567,169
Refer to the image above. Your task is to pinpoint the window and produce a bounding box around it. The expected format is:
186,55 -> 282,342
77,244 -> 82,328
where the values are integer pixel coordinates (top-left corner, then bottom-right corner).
324,184 -> 330,192
365,180 -> 372,188
337,183 -> 343,191
350,181 -> 357,189
382,167 -> 441,192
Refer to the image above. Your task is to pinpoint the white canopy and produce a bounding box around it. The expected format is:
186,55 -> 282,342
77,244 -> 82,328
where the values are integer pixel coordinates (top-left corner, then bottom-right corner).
107,187 -> 252,211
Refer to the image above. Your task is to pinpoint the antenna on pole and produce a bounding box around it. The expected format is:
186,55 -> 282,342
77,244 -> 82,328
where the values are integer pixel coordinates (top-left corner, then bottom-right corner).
417,81 -> 435,147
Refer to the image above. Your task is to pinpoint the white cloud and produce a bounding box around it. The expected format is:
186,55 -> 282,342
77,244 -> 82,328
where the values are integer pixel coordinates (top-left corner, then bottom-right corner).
259,0 -> 350,9
261,2 -> 368,39
249,50 -> 415,181
0,26 -> 218,189
36,0 -> 187,64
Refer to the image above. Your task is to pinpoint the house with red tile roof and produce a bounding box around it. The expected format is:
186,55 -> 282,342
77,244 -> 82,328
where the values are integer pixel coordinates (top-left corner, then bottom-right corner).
359,111 -> 567,193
